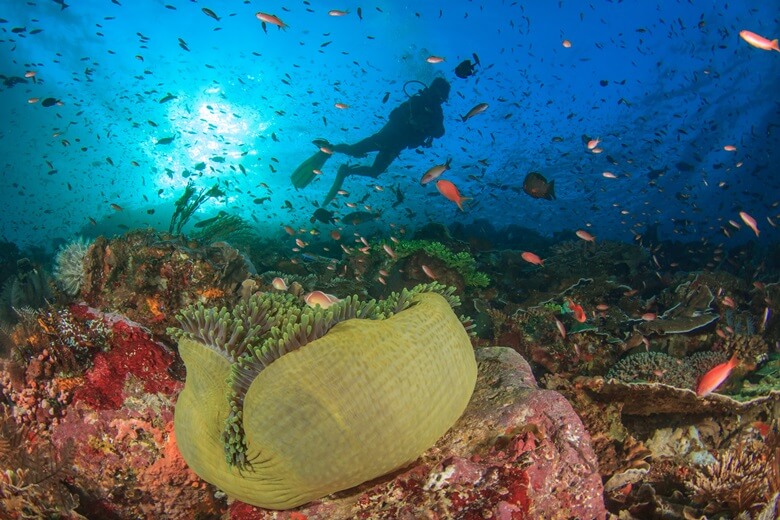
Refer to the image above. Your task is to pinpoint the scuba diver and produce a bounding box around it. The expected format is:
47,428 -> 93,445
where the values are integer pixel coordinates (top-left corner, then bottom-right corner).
290,77 -> 451,205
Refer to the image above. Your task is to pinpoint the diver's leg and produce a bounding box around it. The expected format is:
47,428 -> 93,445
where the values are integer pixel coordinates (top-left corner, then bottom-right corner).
342,149 -> 398,178
331,135 -> 381,158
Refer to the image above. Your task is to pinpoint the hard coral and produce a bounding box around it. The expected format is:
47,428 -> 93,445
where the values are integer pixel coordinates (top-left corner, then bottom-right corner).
172,283 -> 476,509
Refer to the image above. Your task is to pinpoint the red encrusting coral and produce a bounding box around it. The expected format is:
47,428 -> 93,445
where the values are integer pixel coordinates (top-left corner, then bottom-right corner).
70,306 -> 178,410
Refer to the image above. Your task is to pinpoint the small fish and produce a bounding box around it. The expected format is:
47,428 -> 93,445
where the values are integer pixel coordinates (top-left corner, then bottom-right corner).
110,203 -> 123,211
256,12 -> 288,30
159,93 -> 177,103
311,208 -> 335,224
156,136 -> 175,145
271,277 -> 287,291
330,230 -> 341,241
382,244 -> 396,259
521,251 -> 544,266
568,300 -> 586,323
562,39 -> 572,48
576,230 -> 595,242
739,30 -> 779,52
435,179 -> 469,211
41,97 -> 60,107
201,7 -> 220,21
641,312 -> 656,321
723,145 -> 737,152
696,355 -> 739,396
328,9 -> 349,16
461,102 -> 488,122
420,158 -> 451,185
454,59 -> 478,79
587,137 -> 600,150
422,265 -> 437,280
523,172 -> 556,200
739,211 -> 760,237
304,290 -> 340,309
342,211 -> 380,225
554,318 -> 566,339
426,55 -> 445,63
334,102 -> 349,109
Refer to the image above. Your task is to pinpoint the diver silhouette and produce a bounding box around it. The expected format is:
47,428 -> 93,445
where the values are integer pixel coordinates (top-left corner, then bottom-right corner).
290,77 -> 451,205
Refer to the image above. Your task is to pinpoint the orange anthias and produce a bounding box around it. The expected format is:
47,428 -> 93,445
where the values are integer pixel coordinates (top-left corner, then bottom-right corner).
696,354 -> 739,396
568,300 -> 587,323
436,179 -> 469,211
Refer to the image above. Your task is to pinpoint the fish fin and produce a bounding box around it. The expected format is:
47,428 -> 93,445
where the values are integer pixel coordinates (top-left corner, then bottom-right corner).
548,179 -> 556,200
291,151 -> 331,188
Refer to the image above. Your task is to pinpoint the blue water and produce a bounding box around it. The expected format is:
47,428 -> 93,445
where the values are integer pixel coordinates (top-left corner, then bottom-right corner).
1,0 -> 778,251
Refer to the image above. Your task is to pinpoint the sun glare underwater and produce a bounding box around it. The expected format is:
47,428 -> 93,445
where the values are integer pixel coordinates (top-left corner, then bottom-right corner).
0,0 -> 779,519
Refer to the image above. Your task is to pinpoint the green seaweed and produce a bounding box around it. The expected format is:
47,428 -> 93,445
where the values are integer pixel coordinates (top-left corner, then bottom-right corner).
381,239 -> 490,288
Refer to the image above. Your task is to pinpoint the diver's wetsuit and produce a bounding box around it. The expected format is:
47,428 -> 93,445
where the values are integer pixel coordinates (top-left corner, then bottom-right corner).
322,78 -> 449,204
331,92 -> 445,178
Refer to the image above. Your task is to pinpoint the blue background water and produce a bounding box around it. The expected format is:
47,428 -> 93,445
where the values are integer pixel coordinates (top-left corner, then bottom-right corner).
1,0 -> 778,252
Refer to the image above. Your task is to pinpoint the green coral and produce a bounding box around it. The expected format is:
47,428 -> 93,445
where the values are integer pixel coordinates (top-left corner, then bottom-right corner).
169,282 -> 462,468
380,239 -> 490,288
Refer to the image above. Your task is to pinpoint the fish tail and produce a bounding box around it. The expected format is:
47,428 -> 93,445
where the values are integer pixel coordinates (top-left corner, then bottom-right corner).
549,179 -> 556,200
460,115 -> 467,123
773,39 -> 779,51
727,353 -> 739,367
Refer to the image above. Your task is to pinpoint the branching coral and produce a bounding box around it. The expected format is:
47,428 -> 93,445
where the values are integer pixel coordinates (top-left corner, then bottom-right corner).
53,237 -> 92,297
688,436 -> 778,515
170,282 -> 476,509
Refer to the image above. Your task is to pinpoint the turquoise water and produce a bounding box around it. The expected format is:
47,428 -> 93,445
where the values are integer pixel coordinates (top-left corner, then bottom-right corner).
1,1 -> 778,251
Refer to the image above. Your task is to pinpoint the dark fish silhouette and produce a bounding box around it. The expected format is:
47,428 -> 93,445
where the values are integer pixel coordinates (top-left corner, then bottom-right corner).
454,53 -> 480,78
311,208 -> 336,224
342,211 -> 381,225
522,172 -> 556,200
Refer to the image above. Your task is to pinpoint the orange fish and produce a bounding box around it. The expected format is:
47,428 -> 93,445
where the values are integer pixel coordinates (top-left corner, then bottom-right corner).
382,244 -> 396,259
271,277 -> 287,291
304,290 -> 340,309
256,12 -> 288,29
461,103 -> 488,122
696,354 -> 739,396
421,264 -> 437,279
334,102 -> 349,109
739,211 -> 760,237
562,39 -> 572,48
575,230 -> 595,242
739,30 -> 779,52
723,145 -> 737,152
426,55 -> 445,63
436,179 -> 469,211
568,300 -> 586,323
521,251 -> 544,266
587,137 -> 600,150
420,158 -> 452,185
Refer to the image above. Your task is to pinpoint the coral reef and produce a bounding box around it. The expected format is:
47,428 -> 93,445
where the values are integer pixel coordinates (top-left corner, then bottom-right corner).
381,239 -> 490,289
80,230 -> 251,337
606,350 -> 727,390
52,237 -> 92,297
171,283 -> 476,509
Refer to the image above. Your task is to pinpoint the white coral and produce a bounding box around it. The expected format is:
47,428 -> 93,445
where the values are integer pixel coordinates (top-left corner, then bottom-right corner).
53,237 -> 92,297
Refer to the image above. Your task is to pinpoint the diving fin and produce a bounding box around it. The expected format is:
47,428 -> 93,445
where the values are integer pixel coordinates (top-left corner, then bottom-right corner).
290,151 -> 331,189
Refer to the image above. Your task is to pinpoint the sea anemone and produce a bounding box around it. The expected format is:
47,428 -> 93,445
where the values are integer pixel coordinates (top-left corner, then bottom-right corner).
53,237 -> 92,297
169,282 -> 476,509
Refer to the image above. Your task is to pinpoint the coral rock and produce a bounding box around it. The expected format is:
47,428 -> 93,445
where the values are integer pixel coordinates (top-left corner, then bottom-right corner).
228,347 -> 606,519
